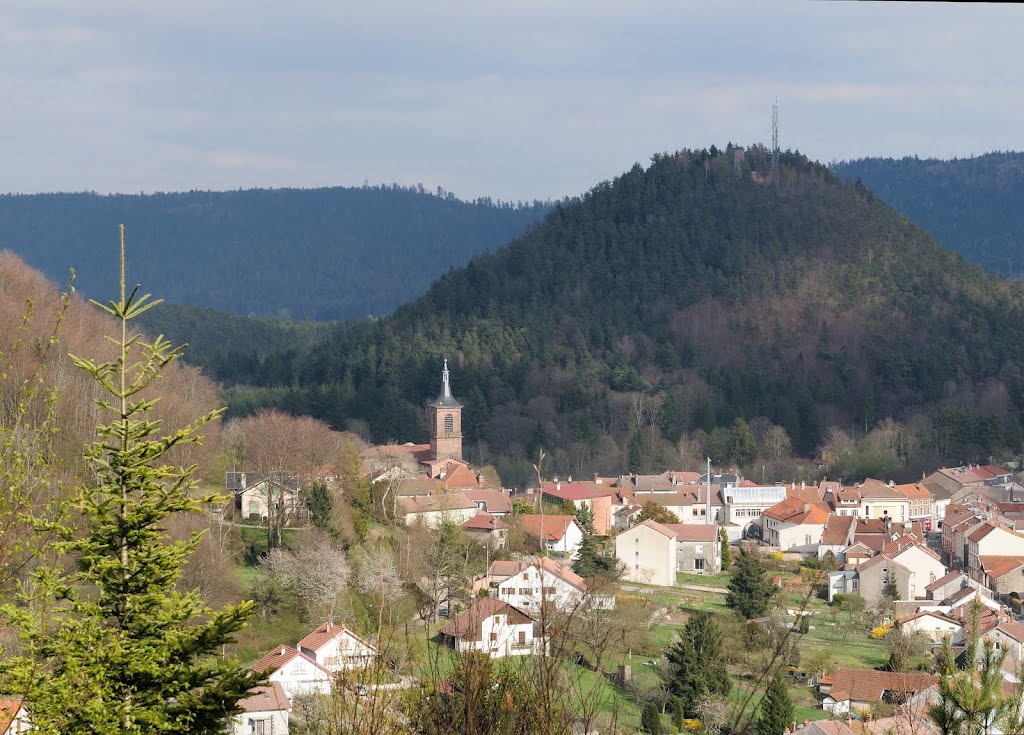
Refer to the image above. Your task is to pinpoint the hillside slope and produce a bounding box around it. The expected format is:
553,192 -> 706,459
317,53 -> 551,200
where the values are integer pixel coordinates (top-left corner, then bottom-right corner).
833,152 -> 1024,276
210,147 -> 1024,484
0,186 -> 549,320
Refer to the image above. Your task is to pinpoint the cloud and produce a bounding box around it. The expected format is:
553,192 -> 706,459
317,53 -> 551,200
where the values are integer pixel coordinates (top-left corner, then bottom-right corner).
0,2 -> 1022,199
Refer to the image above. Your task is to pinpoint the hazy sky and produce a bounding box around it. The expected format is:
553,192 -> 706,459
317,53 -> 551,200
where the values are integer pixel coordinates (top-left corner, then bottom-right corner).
2,1 -> 1022,201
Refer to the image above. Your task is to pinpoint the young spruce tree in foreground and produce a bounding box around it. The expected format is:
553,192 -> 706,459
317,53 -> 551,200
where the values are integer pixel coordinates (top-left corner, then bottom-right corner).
755,674 -> 795,735
0,229 -> 263,733
726,548 -> 776,619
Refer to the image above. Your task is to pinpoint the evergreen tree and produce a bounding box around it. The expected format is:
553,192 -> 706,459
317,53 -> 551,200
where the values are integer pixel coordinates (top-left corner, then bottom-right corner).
720,527 -> 732,569
726,548 -> 776,619
572,534 -> 617,579
574,502 -> 595,535
664,611 -> 730,717
628,431 -> 644,473
756,674 -> 795,735
307,480 -> 333,530
641,700 -> 663,734
883,569 -> 899,600
729,418 -> 758,467
0,237 -> 262,733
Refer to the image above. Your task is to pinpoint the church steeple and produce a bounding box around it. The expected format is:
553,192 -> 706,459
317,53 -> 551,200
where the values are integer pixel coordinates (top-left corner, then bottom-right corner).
428,358 -> 463,460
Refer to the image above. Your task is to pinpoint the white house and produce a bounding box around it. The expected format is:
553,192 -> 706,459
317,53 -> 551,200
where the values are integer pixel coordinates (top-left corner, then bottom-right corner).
966,523 -> 1024,585
615,519 -> 678,586
516,515 -> 585,556
440,598 -> 541,657
297,621 -> 377,673
250,646 -> 333,700
228,472 -> 304,523
882,536 -> 948,599
761,497 -> 830,551
0,700 -> 29,735
822,668 -> 937,716
720,484 -> 787,540
897,610 -> 963,644
229,683 -> 291,735
493,556 -> 614,613
398,492 -> 478,528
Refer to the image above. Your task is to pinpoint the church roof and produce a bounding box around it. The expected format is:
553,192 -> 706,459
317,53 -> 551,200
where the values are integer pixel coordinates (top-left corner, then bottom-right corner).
429,359 -> 463,408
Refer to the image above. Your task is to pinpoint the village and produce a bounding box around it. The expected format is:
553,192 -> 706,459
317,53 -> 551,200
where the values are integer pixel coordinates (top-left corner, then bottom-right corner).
208,364 -> 1024,735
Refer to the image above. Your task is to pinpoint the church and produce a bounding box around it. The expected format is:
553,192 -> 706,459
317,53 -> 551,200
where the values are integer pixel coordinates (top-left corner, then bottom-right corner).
428,359 -> 463,462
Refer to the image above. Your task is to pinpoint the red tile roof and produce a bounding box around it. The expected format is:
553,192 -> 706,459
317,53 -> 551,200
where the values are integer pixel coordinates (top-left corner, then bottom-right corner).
0,701 -> 23,735
517,514 -> 578,543
237,682 -> 291,713
398,492 -> 476,514
541,482 -> 617,501
828,668 -> 936,704
763,496 -> 830,524
463,511 -> 509,531
925,570 -> 965,593
440,598 -> 532,641
297,621 -> 375,654
251,645 -> 327,676
893,483 -> 932,499
633,519 -> 680,539
463,488 -> 512,515
979,555 -> 1024,579
662,523 -> 720,542
821,515 -> 855,546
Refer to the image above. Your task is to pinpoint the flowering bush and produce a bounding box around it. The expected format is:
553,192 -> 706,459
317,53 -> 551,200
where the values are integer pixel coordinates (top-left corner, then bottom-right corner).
870,625 -> 891,639
682,718 -> 702,732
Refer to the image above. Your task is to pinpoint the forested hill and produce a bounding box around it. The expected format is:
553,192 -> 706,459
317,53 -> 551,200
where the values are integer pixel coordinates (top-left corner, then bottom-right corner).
832,152 -> 1024,277
0,186 -> 549,320
207,146 -> 1024,487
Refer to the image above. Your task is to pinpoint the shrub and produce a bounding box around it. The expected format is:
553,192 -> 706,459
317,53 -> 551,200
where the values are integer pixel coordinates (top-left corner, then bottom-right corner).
870,625 -> 891,639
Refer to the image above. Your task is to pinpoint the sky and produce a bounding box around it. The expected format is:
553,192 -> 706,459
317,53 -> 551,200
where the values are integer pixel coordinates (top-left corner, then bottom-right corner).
2,1 -> 1023,202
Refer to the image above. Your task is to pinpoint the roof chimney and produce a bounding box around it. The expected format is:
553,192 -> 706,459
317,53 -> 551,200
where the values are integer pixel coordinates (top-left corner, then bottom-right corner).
803,503 -> 809,514
594,473 -> 601,484
567,475 -> 572,483
280,646 -> 287,656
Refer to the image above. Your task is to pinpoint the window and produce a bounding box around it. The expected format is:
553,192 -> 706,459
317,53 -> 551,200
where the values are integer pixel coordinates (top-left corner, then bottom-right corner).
694,545 -> 703,555
490,632 -> 497,642
852,579 -> 859,591
444,414 -> 454,433
518,631 -> 527,645
252,720 -> 267,735
694,559 -> 705,571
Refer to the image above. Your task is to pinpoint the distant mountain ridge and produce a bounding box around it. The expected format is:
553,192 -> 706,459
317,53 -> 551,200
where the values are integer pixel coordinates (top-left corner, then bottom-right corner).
0,185 -> 550,320
204,146 -> 1024,486
832,152 -> 1024,277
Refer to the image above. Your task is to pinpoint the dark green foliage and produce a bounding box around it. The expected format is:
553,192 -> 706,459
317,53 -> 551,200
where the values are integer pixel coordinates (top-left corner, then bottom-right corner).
833,152 -> 1024,277
307,481 -> 333,530
664,611 -> 731,717
574,503 -> 595,535
755,674 -> 795,735
131,148 -> 1024,475
641,701 -> 663,734
0,186 -> 549,320
571,534 -> 616,579
720,527 -> 732,569
726,548 -> 776,619
0,252 -> 261,733
728,418 -> 758,467
884,570 -> 899,600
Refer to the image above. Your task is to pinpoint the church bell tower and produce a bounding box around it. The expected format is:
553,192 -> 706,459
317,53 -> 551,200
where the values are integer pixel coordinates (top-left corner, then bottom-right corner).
429,359 -> 463,461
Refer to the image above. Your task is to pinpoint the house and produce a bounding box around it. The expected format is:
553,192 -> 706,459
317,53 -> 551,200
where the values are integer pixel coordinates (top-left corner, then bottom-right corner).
979,555 -> 1024,595
966,523 -> 1024,585
859,480 -> 911,525
926,571 -> 971,601
985,622 -> 1024,673
541,481 -> 617,535
440,598 -> 541,657
463,512 -> 509,548
720,484 -> 787,540
822,668 -> 937,716
486,560 -> 524,587
615,519 -> 678,586
0,701 -> 29,735
463,488 -> 513,517
818,515 -> 856,560
516,515 -> 585,556
942,509 -> 986,568
897,610 -> 962,644
761,497 -> 830,551
612,504 -> 643,530
398,492 -> 478,528
229,683 -> 291,735
665,523 -> 722,574
881,536 -> 947,596
893,483 -> 935,531
250,645 -> 333,700
493,556 -> 614,613
228,471 -> 304,522
297,621 -> 377,673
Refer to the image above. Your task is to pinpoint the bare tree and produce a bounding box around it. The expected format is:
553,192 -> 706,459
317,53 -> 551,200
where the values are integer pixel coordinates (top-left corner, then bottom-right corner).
261,532 -> 350,621
353,541 -> 403,636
